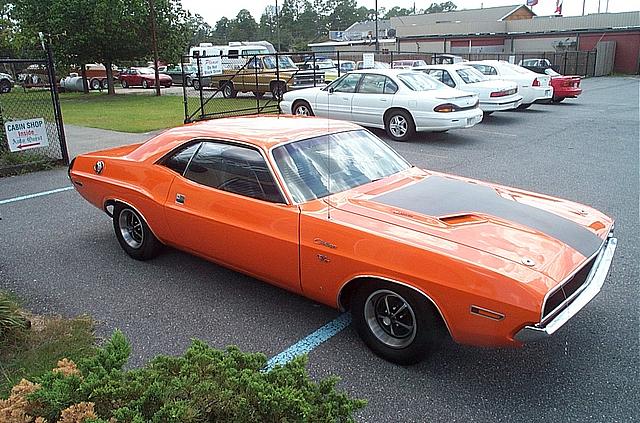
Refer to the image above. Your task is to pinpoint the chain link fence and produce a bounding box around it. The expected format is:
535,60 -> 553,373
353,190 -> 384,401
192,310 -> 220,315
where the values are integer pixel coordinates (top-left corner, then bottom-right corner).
0,55 -> 68,176
181,49 -> 598,123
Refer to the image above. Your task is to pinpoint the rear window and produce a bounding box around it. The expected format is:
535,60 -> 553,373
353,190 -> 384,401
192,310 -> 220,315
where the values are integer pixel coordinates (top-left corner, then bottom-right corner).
397,72 -> 442,91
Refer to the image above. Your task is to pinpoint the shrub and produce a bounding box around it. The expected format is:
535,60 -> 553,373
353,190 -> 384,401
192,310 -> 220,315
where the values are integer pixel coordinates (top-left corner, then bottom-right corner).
0,293 -> 28,346
21,331 -> 366,422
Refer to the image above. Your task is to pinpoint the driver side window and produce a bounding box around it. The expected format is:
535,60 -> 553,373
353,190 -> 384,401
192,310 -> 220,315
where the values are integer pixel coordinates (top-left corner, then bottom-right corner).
182,142 -> 284,203
332,73 -> 362,93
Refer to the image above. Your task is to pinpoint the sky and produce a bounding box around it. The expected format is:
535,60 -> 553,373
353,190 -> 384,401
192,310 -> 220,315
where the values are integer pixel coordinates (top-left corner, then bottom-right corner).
181,0 -> 639,27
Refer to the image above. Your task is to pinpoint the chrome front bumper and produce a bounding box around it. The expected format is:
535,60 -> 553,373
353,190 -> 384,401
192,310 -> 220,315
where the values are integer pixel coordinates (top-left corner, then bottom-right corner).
514,235 -> 617,343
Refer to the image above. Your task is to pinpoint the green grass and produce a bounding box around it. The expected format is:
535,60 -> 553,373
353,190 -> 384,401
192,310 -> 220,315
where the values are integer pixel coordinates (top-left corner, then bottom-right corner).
58,92 -> 265,133
0,292 -> 95,397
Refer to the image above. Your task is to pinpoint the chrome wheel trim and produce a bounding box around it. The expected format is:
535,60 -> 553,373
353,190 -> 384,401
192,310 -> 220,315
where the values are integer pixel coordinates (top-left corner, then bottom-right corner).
294,104 -> 310,116
118,209 -> 144,249
364,289 -> 417,348
389,115 -> 408,138
223,84 -> 232,97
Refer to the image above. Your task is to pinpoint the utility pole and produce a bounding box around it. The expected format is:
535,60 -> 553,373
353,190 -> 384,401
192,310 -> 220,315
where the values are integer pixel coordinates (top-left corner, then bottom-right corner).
276,0 -> 281,51
149,0 -> 161,96
597,0 -> 601,13
375,0 -> 379,51
582,0 -> 586,16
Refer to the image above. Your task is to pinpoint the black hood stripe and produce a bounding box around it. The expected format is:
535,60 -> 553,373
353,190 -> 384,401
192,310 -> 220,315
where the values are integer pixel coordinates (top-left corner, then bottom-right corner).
373,176 -> 602,258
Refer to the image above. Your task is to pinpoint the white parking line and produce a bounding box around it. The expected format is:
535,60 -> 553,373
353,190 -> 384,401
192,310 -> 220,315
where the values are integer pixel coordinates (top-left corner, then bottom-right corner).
0,186 -> 74,205
467,129 -> 518,138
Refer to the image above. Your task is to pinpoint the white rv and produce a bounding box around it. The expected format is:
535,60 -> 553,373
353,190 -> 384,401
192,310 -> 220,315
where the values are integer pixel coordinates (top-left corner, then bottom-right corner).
188,42 -> 273,69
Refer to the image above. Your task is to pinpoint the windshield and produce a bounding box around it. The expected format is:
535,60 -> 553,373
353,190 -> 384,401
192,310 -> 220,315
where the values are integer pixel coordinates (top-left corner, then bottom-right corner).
339,62 -> 355,71
456,67 -> 488,84
263,55 -> 296,69
272,130 -> 410,203
397,72 -> 442,91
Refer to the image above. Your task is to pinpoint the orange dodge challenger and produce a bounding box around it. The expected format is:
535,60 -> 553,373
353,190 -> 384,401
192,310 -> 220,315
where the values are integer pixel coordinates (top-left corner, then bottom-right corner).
69,115 -> 617,364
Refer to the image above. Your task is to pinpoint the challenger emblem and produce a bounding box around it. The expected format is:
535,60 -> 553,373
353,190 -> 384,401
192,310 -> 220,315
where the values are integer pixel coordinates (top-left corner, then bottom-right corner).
314,238 -> 336,249
94,161 -> 104,174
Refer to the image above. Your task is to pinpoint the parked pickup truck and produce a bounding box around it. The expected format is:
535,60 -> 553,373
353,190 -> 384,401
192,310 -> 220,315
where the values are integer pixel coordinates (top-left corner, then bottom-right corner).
192,54 -> 324,99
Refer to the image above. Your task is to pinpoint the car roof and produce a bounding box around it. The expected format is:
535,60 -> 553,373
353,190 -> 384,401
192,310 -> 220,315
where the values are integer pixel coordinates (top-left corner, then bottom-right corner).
352,68 -> 419,75
129,115 -> 363,162
414,64 -> 471,71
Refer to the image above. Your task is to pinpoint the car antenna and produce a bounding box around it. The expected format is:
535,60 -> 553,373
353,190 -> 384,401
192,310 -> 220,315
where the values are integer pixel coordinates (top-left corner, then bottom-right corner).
326,97 -> 331,220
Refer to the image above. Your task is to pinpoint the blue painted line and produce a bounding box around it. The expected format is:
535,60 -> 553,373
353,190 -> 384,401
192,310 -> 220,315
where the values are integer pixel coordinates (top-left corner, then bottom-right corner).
0,186 -> 74,205
265,312 -> 352,371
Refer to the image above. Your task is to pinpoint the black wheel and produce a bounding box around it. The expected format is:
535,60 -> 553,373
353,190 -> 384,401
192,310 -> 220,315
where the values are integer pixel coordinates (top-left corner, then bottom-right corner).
90,78 -> 101,90
253,91 -> 265,99
483,111 -> 494,116
270,82 -> 286,100
517,103 -> 532,110
352,280 -> 445,365
292,100 -> 314,116
112,204 -> 162,261
185,77 -> 191,87
222,82 -> 237,98
142,79 -> 149,89
0,79 -> 11,94
192,79 -> 200,90
384,110 -> 415,142
121,79 -> 128,88
552,97 -> 565,103
100,79 -> 108,89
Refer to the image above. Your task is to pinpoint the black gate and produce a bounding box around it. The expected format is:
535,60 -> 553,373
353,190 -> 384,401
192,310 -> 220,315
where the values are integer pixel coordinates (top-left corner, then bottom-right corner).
0,50 -> 68,176
181,52 -> 325,123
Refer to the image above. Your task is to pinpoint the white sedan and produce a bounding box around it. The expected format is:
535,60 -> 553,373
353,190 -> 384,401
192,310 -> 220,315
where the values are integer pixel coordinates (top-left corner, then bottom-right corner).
414,64 -> 523,114
280,69 -> 483,142
466,60 -> 553,109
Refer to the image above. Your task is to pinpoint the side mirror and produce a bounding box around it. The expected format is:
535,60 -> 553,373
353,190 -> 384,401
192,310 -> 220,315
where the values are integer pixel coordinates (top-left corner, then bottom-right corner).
328,87 -> 334,94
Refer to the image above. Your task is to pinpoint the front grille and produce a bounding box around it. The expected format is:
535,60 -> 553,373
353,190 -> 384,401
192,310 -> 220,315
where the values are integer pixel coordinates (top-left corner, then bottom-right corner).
542,255 -> 598,320
293,72 -> 323,86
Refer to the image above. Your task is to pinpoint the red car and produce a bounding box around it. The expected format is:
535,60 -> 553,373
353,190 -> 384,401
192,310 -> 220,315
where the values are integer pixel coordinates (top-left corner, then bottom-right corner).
547,69 -> 582,103
119,67 -> 172,89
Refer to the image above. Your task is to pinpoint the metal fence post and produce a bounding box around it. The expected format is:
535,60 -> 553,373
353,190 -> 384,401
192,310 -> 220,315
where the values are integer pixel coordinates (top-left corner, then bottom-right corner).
254,54 -> 259,113
182,56 -> 190,123
45,42 -> 69,165
275,52 -> 280,110
197,56 -> 204,120
312,52 -> 317,87
390,51 -> 394,68
563,52 -> 568,75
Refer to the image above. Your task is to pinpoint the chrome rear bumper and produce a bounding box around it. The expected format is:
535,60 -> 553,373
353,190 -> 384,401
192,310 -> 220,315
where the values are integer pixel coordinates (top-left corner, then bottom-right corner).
514,235 -> 617,343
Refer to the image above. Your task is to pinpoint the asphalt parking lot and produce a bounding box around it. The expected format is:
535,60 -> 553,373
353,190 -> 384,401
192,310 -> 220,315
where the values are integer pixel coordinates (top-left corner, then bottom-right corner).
1,76 -> 638,422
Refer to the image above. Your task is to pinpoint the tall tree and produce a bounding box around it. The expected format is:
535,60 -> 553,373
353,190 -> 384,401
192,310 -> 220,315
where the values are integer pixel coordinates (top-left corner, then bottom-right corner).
228,9 -> 258,41
423,1 -> 457,14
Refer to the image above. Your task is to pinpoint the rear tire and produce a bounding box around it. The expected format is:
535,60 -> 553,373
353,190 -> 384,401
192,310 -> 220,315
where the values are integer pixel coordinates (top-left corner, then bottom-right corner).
552,97 -> 565,103
270,82 -> 286,100
90,78 -> 101,90
483,111 -> 494,116
0,80 -> 11,93
121,79 -> 128,88
517,103 -> 532,110
192,79 -> 200,90
352,280 -> 444,365
100,79 -> 108,89
253,91 -> 265,99
384,109 -> 415,142
142,79 -> 149,89
112,204 -> 162,261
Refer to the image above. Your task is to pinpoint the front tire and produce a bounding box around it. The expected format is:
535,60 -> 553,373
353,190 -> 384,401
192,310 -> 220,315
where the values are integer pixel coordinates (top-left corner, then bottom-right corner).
292,100 -> 314,116
192,79 -> 200,90
352,280 -> 444,365
222,82 -> 237,98
90,78 -> 101,90
385,110 -> 415,142
142,79 -> 149,89
271,82 -> 286,100
113,204 -> 162,261
121,79 -> 128,88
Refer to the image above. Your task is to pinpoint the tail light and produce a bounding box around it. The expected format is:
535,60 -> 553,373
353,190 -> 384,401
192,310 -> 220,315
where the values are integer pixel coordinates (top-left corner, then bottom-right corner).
434,103 -> 458,113
532,78 -> 541,87
491,91 -> 507,97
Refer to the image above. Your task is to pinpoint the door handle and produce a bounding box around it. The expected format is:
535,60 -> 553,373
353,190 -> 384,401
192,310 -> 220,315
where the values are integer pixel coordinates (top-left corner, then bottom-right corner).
176,193 -> 185,204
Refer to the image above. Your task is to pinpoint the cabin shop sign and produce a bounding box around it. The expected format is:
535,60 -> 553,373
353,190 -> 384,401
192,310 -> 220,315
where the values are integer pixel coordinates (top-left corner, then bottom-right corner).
4,118 -> 49,152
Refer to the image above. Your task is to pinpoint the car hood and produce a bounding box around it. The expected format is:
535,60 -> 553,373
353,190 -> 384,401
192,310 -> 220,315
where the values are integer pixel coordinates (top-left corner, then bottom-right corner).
333,170 -> 612,283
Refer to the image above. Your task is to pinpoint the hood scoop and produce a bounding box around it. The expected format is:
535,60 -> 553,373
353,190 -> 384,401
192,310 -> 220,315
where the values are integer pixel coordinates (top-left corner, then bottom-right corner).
439,213 -> 486,226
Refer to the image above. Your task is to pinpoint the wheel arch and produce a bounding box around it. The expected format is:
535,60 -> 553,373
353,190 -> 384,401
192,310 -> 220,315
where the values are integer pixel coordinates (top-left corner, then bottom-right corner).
292,99 -> 312,114
383,107 -> 416,127
337,275 -> 452,337
103,198 -> 162,241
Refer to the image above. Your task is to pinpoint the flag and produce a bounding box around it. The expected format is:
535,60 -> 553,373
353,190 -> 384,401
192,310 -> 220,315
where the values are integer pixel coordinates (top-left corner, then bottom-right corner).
555,0 -> 563,14
526,0 -> 538,6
